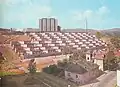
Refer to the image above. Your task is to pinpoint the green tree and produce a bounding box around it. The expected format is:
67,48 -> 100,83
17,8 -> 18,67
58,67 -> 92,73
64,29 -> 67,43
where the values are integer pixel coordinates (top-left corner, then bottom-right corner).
43,64 -> 60,75
110,37 -> 120,49
104,51 -> 118,70
0,57 -> 4,71
57,60 -> 68,68
24,59 -> 37,85
70,50 -> 86,61
95,31 -> 103,39
28,59 -> 36,74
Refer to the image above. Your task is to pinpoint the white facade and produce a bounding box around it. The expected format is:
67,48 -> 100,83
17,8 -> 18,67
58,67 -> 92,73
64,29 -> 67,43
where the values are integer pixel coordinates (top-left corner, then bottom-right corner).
47,18 -> 50,31
117,70 -> 120,87
43,18 -> 47,31
65,68 -> 100,85
65,71 -> 86,84
51,18 -> 55,31
86,54 -> 91,62
85,52 -> 104,71
94,59 -> 104,71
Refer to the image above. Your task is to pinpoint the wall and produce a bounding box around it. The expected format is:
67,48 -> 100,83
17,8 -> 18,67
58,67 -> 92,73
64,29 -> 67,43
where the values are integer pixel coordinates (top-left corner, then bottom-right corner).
86,54 -> 91,62
94,59 -> 103,71
65,71 -> 85,84
65,68 -> 101,85
21,54 -> 70,64
117,70 -> 120,87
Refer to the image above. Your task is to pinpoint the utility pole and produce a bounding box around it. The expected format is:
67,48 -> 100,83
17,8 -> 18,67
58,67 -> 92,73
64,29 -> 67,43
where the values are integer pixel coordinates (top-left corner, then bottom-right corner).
85,17 -> 88,33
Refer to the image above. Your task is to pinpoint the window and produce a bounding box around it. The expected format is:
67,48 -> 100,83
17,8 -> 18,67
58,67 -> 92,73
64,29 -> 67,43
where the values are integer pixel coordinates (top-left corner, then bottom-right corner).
69,56 -> 72,58
76,75 -> 78,78
103,55 -> 106,58
90,54 -> 92,57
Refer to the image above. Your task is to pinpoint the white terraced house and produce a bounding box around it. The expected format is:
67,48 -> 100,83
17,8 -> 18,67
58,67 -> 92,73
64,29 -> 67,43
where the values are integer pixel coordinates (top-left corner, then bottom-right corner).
11,32 -> 107,59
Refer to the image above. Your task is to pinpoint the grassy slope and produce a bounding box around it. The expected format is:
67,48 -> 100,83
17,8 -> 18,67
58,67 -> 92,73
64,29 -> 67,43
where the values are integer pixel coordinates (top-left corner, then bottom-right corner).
2,46 -> 19,61
0,34 -> 30,74
2,73 -> 77,87
0,46 -> 25,76
0,34 -> 31,44
101,36 -> 111,44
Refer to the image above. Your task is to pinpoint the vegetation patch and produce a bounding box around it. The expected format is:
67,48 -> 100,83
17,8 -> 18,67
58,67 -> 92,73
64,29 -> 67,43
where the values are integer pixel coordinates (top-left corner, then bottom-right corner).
0,72 -> 17,77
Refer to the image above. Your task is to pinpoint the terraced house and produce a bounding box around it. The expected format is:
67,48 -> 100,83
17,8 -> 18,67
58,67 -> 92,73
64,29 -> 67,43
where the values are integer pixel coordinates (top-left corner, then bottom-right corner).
11,32 -> 107,59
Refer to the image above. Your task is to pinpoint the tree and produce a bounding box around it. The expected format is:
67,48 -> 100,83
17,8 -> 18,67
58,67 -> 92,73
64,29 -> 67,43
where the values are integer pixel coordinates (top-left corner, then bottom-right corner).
28,59 -> 36,74
0,57 -> 4,71
104,51 -> 118,70
62,46 -> 73,55
70,50 -> 86,61
106,43 -> 114,52
43,64 -> 60,75
110,37 -> 120,49
24,59 -> 37,85
95,31 -> 103,39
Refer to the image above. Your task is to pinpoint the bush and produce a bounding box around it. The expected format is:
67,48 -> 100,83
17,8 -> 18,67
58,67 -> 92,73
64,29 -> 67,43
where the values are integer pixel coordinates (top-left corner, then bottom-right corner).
104,51 -> 118,71
0,72 -> 17,77
43,64 -> 61,75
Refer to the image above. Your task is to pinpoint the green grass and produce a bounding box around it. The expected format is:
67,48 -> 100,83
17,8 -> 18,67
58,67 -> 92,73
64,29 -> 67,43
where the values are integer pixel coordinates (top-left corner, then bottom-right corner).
0,71 -> 17,77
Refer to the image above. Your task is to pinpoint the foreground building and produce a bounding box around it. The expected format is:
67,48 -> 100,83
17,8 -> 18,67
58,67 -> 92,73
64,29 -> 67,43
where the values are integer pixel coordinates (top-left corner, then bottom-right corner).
64,60 -> 102,85
86,48 -> 120,71
86,49 -> 107,71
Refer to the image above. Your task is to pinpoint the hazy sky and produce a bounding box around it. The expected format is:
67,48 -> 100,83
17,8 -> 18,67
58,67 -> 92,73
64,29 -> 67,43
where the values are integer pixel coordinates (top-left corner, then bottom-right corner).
0,0 -> 120,29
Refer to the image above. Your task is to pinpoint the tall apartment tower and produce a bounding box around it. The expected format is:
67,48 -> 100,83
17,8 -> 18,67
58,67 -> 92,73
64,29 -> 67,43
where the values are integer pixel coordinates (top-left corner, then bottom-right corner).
39,18 -> 58,32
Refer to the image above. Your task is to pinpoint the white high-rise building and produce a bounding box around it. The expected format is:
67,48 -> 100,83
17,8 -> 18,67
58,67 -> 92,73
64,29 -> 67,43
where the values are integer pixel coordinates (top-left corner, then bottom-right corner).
39,18 -> 58,32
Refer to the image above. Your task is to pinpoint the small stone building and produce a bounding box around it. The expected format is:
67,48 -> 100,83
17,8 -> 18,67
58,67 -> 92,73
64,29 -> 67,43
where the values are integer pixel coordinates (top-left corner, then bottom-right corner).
64,60 -> 102,85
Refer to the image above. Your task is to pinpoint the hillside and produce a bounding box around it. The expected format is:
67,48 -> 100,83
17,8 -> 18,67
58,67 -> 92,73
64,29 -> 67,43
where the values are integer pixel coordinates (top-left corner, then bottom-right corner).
101,28 -> 120,36
0,34 -> 9,44
62,28 -> 98,34
0,34 -> 31,44
62,28 -> 120,36
0,33 -> 31,73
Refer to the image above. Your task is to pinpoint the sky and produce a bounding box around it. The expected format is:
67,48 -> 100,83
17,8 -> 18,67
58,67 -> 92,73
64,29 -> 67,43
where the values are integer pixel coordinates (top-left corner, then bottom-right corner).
0,0 -> 120,30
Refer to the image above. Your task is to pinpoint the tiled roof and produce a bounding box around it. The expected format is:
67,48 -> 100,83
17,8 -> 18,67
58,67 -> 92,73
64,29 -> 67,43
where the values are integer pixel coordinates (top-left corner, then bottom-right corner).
92,49 -> 107,60
65,59 -> 99,74
65,63 -> 87,74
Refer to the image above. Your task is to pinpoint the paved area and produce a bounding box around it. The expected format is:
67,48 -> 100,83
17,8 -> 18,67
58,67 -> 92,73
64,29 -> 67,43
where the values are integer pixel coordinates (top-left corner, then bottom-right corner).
80,71 -> 116,87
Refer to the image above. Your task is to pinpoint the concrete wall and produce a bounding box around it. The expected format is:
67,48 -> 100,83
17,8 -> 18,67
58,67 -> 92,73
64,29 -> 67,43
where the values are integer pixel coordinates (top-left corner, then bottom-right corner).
65,71 -> 85,84
117,70 -> 120,87
21,54 -> 70,64
86,54 -> 92,62
65,68 -> 100,85
94,59 -> 103,71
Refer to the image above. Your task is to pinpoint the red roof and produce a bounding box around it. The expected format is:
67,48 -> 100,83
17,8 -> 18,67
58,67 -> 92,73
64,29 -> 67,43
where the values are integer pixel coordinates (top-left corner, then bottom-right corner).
114,50 -> 120,57
93,50 -> 106,60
